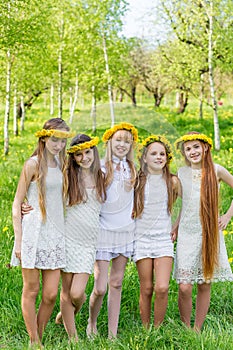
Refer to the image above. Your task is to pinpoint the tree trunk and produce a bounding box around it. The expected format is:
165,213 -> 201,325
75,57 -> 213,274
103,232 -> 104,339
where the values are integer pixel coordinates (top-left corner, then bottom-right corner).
207,1 -> 220,150
103,33 -> 115,126
69,70 -> 79,124
4,49 -> 11,155
91,85 -> 97,133
131,85 -> 137,107
20,95 -> 25,132
199,73 -> 204,120
50,83 -> 54,115
13,85 -> 18,136
178,91 -> 188,113
58,47 -> 63,118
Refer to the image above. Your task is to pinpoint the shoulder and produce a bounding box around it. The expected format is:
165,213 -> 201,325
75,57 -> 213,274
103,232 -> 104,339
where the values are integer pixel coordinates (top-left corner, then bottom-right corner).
177,166 -> 188,176
24,157 -> 38,173
215,163 -> 233,184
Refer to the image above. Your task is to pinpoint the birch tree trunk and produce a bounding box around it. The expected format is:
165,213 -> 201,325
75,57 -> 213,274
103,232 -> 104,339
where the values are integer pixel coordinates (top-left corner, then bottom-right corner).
13,85 -> 18,136
4,49 -> 11,155
50,83 -> 54,115
202,0 -> 220,150
20,95 -> 25,132
199,73 -> 204,120
91,85 -> 97,133
58,16 -> 64,119
103,33 -> 115,126
69,70 -> 79,124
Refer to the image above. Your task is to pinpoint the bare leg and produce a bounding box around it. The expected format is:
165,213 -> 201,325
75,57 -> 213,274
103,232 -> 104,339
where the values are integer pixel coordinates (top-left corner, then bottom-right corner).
21,268 -> 40,346
37,269 -> 60,340
194,283 -> 211,331
136,258 -> 153,328
87,260 -> 109,336
178,283 -> 193,328
60,272 -> 89,340
108,255 -> 128,339
153,257 -> 173,327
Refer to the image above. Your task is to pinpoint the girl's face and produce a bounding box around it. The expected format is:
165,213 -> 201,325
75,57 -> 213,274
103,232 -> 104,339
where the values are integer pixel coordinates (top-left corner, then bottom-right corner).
45,135 -> 67,156
73,148 -> 94,169
111,130 -> 133,160
183,140 -> 204,168
143,142 -> 167,174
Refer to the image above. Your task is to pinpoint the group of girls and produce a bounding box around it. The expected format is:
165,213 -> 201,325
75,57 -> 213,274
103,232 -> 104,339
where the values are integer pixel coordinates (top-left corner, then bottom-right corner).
11,118 -> 233,348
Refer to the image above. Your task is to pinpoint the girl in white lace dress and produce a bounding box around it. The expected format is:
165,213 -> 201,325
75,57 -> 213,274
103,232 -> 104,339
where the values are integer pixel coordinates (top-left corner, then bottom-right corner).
133,135 -> 179,328
55,134 -> 106,341
173,132 -> 233,331
87,122 -> 138,338
11,118 -> 72,348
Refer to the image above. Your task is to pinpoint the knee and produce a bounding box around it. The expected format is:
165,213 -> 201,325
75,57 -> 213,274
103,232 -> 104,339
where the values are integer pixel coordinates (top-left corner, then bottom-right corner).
154,284 -> 169,298
42,289 -> 58,305
23,282 -> 40,299
109,277 -> 123,291
70,289 -> 86,304
94,284 -> 107,297
179,284 -> 192,298
141,285 -> 153,299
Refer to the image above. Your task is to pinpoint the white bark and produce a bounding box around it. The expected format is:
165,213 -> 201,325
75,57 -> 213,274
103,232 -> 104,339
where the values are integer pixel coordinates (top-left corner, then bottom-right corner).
4,49 -> 11,155
103,33 -> 115,126
58,46 -> 63,118
50,83 -> 54,115
13,85 -> 18,136
69,70 -> 79,124
91,85 -> 97,133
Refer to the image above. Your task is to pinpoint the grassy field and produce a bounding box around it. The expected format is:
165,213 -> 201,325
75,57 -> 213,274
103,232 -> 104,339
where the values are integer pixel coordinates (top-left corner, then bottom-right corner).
0,100 -> 232,349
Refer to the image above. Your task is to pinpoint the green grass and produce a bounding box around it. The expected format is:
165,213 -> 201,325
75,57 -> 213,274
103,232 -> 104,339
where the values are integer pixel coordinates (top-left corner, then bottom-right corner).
0,100 -> 232,349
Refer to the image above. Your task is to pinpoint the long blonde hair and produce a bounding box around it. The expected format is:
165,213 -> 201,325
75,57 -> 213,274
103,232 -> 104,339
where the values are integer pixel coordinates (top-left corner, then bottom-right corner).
134,142 -> 177,218
104,130 -> 137,188
31,118 -> 70,222
181,133 -> 219,279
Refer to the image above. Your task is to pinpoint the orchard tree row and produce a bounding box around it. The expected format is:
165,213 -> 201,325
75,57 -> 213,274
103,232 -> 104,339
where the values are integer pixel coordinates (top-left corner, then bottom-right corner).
1,0 -> 233,153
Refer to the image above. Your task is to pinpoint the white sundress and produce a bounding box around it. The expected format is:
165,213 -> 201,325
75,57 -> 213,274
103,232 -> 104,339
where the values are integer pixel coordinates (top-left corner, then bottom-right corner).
173,165 -> 233,284
11,157 -> 66,270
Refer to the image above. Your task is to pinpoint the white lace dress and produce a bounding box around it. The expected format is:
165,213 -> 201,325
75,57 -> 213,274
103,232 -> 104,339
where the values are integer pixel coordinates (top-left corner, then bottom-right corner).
173,165 -> 233,284
133,174 -> 173,262
63,189 -> 101,274
96,157 -> 135,259
11,157 -> 66,270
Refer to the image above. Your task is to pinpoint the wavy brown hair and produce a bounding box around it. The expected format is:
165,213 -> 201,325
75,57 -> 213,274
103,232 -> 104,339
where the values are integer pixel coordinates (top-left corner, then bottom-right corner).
31,118 -> 69,222
104,130 -> 137,188
181,132 -> 219,279
133,142 -> 178,219
67,134 -> 106,206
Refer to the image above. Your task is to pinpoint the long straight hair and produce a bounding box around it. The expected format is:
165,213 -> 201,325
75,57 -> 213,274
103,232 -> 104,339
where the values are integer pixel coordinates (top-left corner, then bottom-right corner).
67,134 -> 106,206
31,118 -> 69,222
133,142 -> 177,218
182,139 -> 219,279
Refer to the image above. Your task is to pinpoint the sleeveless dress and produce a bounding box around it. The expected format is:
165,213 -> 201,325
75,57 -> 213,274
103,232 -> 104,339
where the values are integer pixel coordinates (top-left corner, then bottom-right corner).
63,188 -> 101,274
96,157 -> 135,260
11,156 -> 66,270
133,174 -> 173,262
173,165 -> 233,284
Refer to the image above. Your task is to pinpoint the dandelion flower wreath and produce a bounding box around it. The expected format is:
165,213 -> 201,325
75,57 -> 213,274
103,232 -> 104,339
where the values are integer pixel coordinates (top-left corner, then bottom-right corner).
142,135 -> 173,163
102,122 -> 138,142
175,133 -> 212,149
67,137 -> 99,154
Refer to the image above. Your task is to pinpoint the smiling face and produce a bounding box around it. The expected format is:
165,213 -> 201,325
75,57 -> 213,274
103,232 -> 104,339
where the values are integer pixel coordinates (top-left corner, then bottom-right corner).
143,142 -> 167,174
73,148 -> 94,169
111,130 -> 133,160
183,140 -> 205,168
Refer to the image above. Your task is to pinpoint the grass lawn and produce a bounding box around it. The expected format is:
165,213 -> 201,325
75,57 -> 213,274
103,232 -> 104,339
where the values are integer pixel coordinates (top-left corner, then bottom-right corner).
0,100 -> 232,349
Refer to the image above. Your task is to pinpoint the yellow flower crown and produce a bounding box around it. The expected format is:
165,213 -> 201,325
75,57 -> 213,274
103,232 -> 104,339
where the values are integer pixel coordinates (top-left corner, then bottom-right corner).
175,133 -> 213,149
142,135 -> 173,163
67,137 -> 99,154
102,122 -> 138,142
35,129 -> 73,139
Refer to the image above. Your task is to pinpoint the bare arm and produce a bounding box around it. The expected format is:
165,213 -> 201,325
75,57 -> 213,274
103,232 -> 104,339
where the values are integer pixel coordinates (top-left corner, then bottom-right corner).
12,159 -> 37,259
217,165 -> 233,230
171,176 -> 182,242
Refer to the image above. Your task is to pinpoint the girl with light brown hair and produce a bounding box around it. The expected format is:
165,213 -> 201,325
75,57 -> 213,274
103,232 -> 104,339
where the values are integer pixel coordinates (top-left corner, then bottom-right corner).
173,131 -> 233,332
11,118 -> 72,348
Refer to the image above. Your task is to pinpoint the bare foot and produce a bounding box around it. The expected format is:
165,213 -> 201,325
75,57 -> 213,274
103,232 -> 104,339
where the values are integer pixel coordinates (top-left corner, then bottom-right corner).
55,311 -> 63,325
86,320 -> 98,338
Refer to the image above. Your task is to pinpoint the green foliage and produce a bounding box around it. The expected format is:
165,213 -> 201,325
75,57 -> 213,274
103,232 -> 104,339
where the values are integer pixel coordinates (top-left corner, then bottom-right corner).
0,103 -> 232,349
